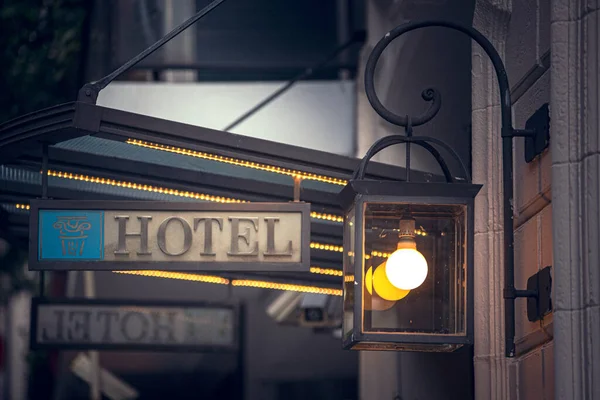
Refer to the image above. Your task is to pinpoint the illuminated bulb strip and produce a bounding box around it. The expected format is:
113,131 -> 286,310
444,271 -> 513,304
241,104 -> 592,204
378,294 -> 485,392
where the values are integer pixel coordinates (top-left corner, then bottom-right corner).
113,270 -> 230,285
309,267 -> 343,277
344,275 -> 355,282
47,169 -> 245,203
44,170 -> 344,223
127,139 -> 347,186
231,279 -> 342,296
310,211 -> 343,223
370,251 -> 390,258
14,203 -> 30,210
310,242 -> 343,252
112,270 -> 342,296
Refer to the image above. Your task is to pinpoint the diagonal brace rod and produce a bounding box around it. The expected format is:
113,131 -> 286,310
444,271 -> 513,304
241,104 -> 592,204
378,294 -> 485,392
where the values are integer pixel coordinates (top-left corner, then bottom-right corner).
223,32 -> 365,132
78,0 -> 227,104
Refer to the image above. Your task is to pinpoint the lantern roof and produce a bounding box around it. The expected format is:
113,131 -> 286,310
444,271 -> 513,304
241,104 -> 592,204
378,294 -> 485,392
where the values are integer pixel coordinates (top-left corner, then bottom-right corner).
338,180 -> 483,211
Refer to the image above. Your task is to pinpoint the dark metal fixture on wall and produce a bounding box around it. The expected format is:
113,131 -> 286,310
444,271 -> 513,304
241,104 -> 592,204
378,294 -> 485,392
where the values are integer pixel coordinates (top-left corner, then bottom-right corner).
340,20 -> 551,357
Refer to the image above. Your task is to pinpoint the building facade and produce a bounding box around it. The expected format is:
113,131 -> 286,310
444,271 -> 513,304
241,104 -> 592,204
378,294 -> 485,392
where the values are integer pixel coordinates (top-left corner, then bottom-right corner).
357,0 -> 599,398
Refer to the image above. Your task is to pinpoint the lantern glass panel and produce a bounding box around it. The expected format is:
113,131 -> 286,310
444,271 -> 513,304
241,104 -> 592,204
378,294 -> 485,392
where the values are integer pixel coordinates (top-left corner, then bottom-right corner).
342,206 -> 356,339
361,202 -> 467,336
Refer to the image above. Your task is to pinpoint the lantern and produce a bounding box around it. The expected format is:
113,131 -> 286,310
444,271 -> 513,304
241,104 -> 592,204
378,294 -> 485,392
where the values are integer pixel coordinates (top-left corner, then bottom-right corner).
341,19 -> 552,356
340,155 -> 481,351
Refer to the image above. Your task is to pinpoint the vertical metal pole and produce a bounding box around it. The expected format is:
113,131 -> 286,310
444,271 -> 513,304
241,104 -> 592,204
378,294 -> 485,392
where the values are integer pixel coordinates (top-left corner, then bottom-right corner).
336,0 -> 351,80
39,144 -> 49,297
236,303 -> 245,400
293,177 -> 302,202
405,119 -> 412,182
53,271 -> 80,400
502,132 -> 516,357
41,144 -> 49,199
83,271 -> 101,400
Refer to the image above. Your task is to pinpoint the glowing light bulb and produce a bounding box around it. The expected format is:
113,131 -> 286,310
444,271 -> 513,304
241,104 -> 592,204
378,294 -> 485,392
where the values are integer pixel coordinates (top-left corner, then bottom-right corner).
372,263 -> 410,301
365,266 -> 374,295
365,264 -> 410,301
385,218 -> 428,290
363,266 -> 398,311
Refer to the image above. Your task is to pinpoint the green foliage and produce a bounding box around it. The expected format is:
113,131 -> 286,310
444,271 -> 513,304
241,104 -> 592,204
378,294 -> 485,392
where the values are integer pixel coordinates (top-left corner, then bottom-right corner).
0,0 -> 88,124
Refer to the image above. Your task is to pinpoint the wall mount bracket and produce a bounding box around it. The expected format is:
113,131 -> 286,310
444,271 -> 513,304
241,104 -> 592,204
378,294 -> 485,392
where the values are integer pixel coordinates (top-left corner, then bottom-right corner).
526,266 -> 552,322
524,103 -> 550,163
504,266 -> 553,323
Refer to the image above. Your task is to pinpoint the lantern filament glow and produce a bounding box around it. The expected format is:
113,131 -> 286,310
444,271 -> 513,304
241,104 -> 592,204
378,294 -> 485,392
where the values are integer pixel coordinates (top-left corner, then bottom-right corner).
385,218 -> 429,290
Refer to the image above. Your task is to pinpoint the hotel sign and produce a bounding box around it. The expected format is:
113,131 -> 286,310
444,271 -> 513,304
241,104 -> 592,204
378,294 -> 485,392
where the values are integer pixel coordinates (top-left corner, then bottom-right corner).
29,200 -> 310,271
30,298 -> 238,352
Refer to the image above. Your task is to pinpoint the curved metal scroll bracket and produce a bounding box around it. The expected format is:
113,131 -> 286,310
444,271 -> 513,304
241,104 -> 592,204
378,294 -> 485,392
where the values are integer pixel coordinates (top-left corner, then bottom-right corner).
362,20 -> 544,358
364,20 -> 515,131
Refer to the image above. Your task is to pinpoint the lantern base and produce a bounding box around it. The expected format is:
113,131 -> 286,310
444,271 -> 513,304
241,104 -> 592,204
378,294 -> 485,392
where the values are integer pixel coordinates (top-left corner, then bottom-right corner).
346,341 -> 464,353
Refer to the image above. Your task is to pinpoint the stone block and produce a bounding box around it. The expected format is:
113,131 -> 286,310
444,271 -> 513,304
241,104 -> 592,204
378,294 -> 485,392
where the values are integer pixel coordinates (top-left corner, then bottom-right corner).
513,71 -> 551,216
517,346 -> 544,400
538,0 -> 551,56
540,203 -> 553,269
550,161 -> 584,311
588,306 -> 600,396
514,215 -> 540,340
583,155 -> 600,307
507,0 -> 538,82
551,0 -> 599,22
472,48 -> 501,111
508,359 -> 519,399
553,308 -> 588,399
583,9 -> 600,156
550,21 -> 583,164
542,341 -> 555,400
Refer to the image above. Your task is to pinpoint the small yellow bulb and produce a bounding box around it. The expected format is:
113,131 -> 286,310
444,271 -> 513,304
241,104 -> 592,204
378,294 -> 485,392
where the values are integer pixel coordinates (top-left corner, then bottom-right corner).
364,265 -> 401,311
365,266 -> 374,295
364,263 -> 410,301
372,262 -> 410,301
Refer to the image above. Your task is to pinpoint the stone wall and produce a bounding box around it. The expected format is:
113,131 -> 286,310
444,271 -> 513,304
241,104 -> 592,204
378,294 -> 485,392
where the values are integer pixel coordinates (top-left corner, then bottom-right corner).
472,0 -> 555,398
550,0 -> 600,398
358,0 -> 600,398
507,0 -> 554,398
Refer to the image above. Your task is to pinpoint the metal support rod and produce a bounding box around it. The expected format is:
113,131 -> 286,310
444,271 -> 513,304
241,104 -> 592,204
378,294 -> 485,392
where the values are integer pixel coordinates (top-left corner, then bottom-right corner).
236,303 -> 246,400
293,177 -> 302,202
41,143 -> 49,199
405,118 -> 412,182
39,271 -> 45,297
83,271 -> 101,400
510,129 -> 537,137
223,34 -> 363,131
364,20 -> 531,357
513,289 -> 538,298
78,0 -> 226,103
39,143 -> 49,297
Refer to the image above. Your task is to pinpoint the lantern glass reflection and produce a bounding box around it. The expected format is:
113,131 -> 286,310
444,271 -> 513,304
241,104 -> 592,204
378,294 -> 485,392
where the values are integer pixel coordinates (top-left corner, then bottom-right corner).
342,206 -> 356,340
362,202 -> 468,337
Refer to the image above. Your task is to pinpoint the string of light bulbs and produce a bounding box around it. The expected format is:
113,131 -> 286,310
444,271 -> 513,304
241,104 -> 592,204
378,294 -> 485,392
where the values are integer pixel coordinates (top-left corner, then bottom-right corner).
126,138 -> 347,186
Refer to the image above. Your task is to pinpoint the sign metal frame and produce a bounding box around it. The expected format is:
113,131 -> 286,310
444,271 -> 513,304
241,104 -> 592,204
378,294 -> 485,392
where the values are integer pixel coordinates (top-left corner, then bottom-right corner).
29,200 -> 311,272
30,297 -> 240,352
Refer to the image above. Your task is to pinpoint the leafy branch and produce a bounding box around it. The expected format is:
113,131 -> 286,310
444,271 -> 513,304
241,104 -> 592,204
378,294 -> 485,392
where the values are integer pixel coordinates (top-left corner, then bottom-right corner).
0,0 -> 88,124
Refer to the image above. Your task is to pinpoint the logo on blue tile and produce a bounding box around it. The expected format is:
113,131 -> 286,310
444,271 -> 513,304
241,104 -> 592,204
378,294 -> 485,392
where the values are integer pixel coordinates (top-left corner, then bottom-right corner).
39,211 -> 104,260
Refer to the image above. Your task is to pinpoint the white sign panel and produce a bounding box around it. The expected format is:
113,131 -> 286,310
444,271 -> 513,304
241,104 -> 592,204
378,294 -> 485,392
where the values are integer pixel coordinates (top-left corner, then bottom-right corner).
31,298 -> 238,352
